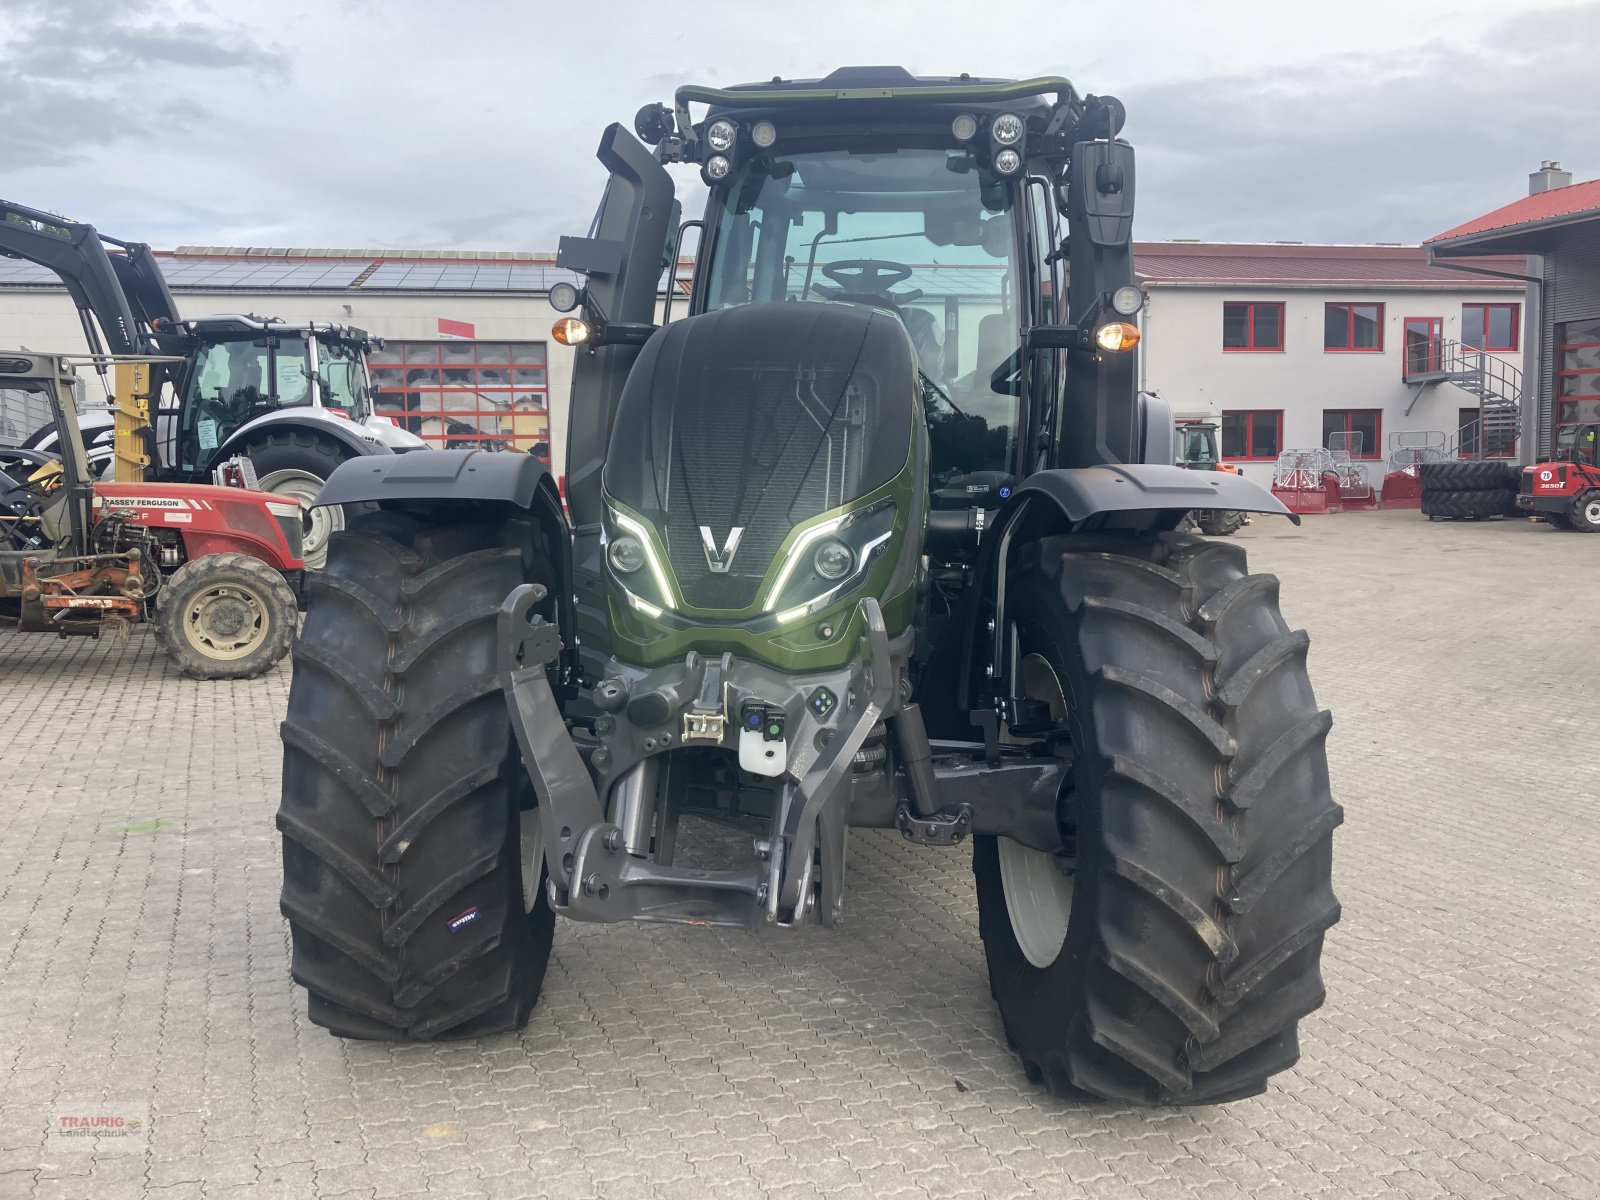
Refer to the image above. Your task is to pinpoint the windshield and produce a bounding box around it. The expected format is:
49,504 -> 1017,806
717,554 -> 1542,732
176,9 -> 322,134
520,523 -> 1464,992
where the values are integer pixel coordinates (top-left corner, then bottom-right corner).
703,147 -> 1020,491
318,339 -> 372,418
1179,425 -> 1219,465
178,335 -> 311,470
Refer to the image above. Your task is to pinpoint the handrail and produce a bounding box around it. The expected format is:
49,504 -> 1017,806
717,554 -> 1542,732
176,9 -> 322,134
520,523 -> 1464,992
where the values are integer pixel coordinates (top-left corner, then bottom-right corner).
677,76 -> 1075,109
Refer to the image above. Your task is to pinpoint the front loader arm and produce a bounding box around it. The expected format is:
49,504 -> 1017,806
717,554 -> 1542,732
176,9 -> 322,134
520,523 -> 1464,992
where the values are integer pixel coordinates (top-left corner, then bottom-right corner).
0,199 -> 147,357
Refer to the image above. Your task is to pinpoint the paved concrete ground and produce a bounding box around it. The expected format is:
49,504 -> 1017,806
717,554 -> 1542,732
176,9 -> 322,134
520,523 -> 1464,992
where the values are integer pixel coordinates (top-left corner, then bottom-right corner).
1,508 -> 1597,1200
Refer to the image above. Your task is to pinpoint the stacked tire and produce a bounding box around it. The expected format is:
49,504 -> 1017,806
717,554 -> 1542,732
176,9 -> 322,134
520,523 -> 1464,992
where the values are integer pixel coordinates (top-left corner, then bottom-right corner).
1418,461 -> 1519,522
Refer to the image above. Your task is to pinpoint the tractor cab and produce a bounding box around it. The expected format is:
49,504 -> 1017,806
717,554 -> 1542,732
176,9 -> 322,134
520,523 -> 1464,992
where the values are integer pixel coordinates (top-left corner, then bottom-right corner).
1554,422 -> 1599,467
552,68 -> 1156,679
1176,420 -> 1221,467
172,319 -> 379,473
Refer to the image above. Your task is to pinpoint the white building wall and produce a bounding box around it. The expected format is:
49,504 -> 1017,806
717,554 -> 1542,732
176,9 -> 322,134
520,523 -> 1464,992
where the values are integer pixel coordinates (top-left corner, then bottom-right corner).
0,287 -> 576,477
1137,284 -> 1524,488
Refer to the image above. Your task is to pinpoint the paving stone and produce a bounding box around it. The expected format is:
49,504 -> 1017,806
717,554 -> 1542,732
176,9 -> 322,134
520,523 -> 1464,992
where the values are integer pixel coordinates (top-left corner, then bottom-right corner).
0,512 -> 1596,1199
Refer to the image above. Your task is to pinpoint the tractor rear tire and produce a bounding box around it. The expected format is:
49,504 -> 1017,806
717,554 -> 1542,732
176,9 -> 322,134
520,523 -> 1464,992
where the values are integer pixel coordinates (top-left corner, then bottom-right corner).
1571,490 -> 1600,532
242,432 -> 352,571
1419,460 -> 1515,491
1422,488 -> 1510,520
973,532 -> 1341,1105
277,510 -> 556,1040
152,552 -> 298,680
1198,510 -> 1245,536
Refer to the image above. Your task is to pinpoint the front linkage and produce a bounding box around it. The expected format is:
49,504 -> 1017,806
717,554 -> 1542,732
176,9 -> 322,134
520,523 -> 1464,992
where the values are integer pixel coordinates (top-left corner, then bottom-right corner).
500,585 -> 1064,930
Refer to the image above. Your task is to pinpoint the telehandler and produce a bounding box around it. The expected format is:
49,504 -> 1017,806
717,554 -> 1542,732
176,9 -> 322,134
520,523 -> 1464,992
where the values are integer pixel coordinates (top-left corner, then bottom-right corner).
279,68 -> 1341,1105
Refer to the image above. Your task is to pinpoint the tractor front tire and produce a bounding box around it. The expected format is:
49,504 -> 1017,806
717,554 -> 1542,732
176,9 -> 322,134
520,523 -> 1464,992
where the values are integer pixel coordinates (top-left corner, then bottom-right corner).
152,552 -> 298,680
973,532 -> 1341,1105
1571,490 -> 1600,532
242,432 -> 352,570
277,511 -> 556,1040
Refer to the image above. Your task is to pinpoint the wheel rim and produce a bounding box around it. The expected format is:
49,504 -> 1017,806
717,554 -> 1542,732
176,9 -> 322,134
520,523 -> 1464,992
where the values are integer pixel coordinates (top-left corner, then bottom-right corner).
1584,498 -> 1600,525
257,468 -> 341,570
996,652 -> 1077,969
520,806 -> 543,914
182,581 -> 270,661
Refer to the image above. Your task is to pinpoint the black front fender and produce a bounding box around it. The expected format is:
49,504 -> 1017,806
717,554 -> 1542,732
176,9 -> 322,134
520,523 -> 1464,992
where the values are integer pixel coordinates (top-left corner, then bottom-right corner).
955,464 -> 1295,713
315,448 -> 551,509
1011,463 -> 1295,526
315,448 -> 577,694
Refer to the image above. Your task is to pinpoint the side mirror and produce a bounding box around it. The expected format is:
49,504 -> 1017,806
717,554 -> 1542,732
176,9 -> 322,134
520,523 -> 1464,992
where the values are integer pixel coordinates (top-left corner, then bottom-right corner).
1067,139 -> 1135,248
1025,325 -> 1078,349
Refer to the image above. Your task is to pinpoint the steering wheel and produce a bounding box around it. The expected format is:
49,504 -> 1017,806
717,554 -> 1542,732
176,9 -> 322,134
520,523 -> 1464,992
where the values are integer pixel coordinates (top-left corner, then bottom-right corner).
821,259 -> 914,295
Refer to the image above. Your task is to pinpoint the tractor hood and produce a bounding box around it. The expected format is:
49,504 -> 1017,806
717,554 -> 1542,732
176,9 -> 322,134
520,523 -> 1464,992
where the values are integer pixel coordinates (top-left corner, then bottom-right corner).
603,302 -> 918,615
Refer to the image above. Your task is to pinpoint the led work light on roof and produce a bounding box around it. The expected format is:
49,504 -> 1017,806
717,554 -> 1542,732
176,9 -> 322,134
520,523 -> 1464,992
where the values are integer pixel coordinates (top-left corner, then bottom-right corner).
1094,322 -> 1141,352
704,154 -> 732,182
751,120 -> 777,148
991,112 -> 1025,145
993,148 -> 1023,176
548,281 -> 580,313
706,120 -> 737,152
1111,285 -> 1144,316
552,316 -> 591,346
951,113 -> 979,142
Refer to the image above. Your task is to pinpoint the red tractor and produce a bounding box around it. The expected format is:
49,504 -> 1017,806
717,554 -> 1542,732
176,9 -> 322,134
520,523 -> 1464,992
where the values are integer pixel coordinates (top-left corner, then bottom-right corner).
1517,422 -> 1600,531
2,352 -> 302,677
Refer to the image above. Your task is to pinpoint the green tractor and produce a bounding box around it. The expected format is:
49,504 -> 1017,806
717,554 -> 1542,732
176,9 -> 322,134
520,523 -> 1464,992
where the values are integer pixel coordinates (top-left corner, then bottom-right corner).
278,68 -> 1341,1105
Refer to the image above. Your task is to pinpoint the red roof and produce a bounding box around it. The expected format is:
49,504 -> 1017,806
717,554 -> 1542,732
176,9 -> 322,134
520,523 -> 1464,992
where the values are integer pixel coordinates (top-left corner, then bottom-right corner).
1133,241 -> 1523,289
1427,178 -> 1600,247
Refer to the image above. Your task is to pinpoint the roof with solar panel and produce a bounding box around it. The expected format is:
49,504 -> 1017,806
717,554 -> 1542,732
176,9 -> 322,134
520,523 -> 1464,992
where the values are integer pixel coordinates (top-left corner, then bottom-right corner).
0,246 -> 588,294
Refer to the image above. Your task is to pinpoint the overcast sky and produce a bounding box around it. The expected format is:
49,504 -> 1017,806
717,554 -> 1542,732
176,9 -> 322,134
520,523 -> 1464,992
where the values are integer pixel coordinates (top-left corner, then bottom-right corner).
2,0 -> 1595,252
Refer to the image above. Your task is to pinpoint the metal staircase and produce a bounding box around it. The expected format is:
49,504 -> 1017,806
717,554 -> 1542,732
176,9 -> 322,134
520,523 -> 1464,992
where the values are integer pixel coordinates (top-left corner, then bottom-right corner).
1404,338 -> 1521,458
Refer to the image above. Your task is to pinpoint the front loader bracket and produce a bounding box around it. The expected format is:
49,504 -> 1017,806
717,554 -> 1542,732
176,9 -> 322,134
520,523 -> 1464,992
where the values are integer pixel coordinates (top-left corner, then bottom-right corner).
500,584 -> 605,901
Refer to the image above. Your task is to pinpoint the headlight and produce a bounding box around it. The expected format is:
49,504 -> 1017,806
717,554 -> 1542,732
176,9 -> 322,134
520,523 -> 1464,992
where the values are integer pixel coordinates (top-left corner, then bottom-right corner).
1111,285 -> 1144,316
606,508 -> 675,610
706,120 -> 736,152
991,112 -> 1024,145
750,120 -> 777,148
765,498 -> 896,615
608,535 -> 645,574
1094,322 -> 1141,352
704,154 -> 731,182
993,148 -> 1022,176
552,316 -> 590,346
549,281 -> 581,313
812,540 -> 854,580
951,113 -> 979,141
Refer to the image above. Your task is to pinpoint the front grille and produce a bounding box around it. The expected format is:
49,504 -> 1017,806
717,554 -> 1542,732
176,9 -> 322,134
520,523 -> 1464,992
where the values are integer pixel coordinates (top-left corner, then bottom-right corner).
606,303 -> 915,614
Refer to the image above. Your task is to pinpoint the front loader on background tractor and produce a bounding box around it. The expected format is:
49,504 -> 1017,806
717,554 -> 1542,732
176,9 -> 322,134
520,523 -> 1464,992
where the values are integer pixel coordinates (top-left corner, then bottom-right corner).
1,199 -> 423,568
1,352 -> 301,677
278,68 -> 1342,1105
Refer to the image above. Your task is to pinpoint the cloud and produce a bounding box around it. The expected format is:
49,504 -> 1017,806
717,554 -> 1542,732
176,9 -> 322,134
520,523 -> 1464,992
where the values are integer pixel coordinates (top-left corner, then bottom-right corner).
0,0 -> 288,172
0,0 -> 1593,251
1125,4 -> 1600,242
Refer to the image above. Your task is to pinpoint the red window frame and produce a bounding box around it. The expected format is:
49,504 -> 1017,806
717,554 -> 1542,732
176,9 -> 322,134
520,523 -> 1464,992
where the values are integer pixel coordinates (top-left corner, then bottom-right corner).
1221,409 -> 1284,461
1462,303 -> 1519,353
1324,302 -> 1384,352
1222,301 -> 1285,352
1402,316 -> 1442,378
1557,320 -> 1600,432
369,340 -> 549,450
1321,408 -> 1382,459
